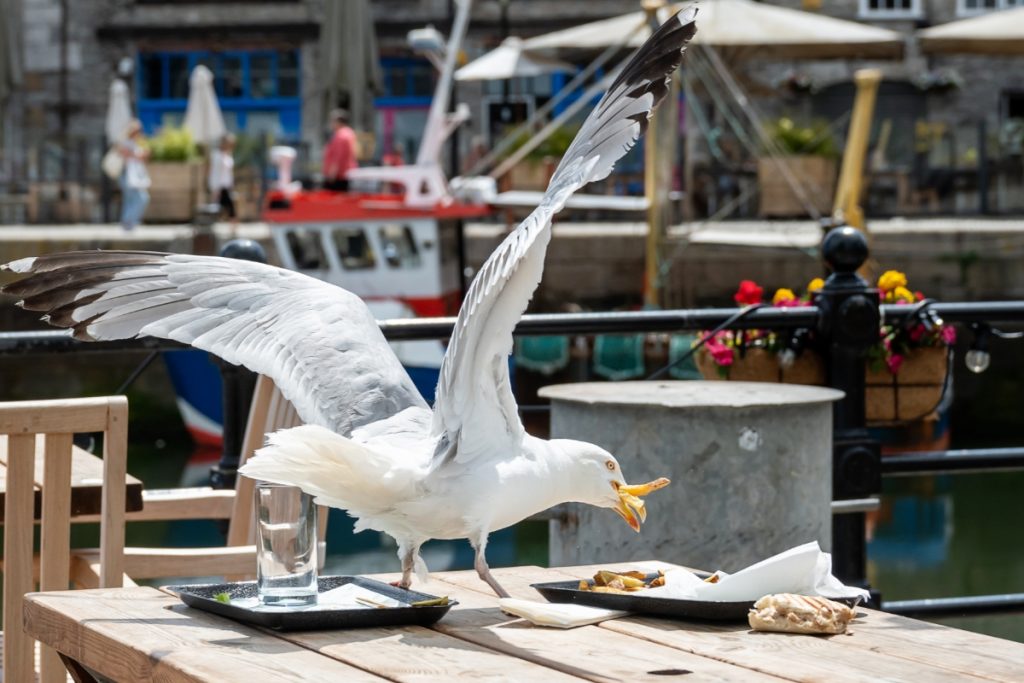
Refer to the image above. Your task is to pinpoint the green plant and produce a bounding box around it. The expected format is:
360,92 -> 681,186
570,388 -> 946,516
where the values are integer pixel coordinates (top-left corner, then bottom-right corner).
148,126 -> 199,162
505,125 -> 580,163
766,117 -> 839,159
232,132 -> 267,168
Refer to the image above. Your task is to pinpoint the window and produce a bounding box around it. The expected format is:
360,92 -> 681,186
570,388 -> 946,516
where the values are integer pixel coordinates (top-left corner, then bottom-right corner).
858,0 -> 921,18
286,229 -> 326,271
136,49 -> 302,138
379,58 -> 435,104
1001,91 -> 1024,120
958,0 -> 1023,15
378,225 -> 421,269
333,229 -> 376,270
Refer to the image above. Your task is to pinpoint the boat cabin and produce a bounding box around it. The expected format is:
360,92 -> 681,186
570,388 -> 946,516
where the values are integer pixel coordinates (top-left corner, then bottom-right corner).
264,189 -> 489,318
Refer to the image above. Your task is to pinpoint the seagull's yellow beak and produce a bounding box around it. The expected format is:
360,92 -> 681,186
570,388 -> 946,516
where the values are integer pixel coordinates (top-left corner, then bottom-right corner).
612,478 -> 670,532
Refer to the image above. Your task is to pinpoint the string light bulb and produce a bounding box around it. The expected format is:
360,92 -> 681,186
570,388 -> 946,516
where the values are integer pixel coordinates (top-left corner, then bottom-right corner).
965,324 -> 991,374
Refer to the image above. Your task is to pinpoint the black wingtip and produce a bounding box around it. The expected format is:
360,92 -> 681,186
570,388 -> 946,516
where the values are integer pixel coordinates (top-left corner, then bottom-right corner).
607,6 -> 698,101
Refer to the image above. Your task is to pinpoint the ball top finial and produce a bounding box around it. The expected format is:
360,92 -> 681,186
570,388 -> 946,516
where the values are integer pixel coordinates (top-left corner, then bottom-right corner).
220,239 -> 267,264
822,226 -> 868,273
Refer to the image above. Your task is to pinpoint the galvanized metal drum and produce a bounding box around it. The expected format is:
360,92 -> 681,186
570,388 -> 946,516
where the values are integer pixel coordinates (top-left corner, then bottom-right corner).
540,380 -> 844,573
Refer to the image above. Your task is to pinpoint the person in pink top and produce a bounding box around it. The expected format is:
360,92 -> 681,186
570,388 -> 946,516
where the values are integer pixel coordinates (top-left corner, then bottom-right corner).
322,108 -> 359,191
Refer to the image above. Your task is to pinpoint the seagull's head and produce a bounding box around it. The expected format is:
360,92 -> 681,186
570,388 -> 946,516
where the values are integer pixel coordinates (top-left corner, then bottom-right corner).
554,439 -> 671,533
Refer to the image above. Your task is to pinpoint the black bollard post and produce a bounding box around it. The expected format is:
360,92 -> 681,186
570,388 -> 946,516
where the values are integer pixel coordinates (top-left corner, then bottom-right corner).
814,226 -> 882,597
209,239 -> 267,490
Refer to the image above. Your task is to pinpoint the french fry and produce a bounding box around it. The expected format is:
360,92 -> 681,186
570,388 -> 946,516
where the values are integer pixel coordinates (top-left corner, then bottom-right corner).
595,570 -> 647,589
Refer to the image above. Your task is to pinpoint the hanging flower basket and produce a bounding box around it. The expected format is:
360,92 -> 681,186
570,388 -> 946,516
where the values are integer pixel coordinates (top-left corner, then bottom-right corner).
694,272 -> 955,426
865,346 -> 949,423
695,347 -> 825,385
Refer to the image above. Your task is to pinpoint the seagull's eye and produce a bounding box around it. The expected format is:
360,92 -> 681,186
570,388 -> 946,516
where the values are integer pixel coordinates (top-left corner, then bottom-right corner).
605,461 -> 616,471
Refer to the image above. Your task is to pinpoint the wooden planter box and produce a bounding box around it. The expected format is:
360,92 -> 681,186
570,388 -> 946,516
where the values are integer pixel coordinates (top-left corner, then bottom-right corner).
146,161 -> 202,223
503,159 -> 555,192
696,345 -> 949,424
757,155 -> 837,218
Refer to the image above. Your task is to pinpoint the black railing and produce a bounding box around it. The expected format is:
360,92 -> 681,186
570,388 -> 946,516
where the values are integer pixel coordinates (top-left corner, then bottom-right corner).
2,227 -> 1024,619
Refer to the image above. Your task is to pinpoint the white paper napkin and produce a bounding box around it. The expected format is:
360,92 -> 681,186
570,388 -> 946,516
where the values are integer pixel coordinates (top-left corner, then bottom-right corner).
498,598 -> 628,628
318,583 -> 407,609
644,541 -> 870,603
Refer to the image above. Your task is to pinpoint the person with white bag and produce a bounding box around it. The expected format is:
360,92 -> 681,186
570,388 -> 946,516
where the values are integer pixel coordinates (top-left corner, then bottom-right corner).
118,119 -> 151,231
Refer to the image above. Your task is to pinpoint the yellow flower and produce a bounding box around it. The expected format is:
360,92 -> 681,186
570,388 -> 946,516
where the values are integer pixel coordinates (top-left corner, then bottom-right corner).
878,270 -> 907,293
772,288 -> 797,305
807,277 -> 825,293
893,286 -> 915,303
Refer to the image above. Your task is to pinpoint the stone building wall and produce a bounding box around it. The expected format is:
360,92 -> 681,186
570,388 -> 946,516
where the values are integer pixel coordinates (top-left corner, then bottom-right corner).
4,0 -> 1024,208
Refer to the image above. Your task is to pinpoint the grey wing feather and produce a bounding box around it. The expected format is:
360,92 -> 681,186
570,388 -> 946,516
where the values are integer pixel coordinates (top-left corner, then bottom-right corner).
430,8 -> 697,466
1,251 -> 427,436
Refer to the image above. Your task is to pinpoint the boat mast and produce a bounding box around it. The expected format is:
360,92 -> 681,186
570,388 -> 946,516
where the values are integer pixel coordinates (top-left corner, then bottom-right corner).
418,0 -> 472,167
832,68 -> 882,233
346,0 -> 472,207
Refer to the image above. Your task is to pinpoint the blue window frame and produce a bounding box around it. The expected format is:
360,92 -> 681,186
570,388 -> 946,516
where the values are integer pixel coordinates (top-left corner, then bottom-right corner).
137,49 -> 302,139
375,58 -> 435,108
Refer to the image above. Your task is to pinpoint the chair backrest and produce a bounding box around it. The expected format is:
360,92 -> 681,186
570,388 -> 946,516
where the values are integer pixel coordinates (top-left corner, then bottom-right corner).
226,375 -> 309,547
592,334 -> 646,381
514,335 -> 570,376
668,334 -> 703,380
0,395 -> 128,683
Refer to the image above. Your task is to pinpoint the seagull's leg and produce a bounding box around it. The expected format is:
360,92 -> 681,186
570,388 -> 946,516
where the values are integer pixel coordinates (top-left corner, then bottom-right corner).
471,535 -> 510,598
393,540 -> 419,589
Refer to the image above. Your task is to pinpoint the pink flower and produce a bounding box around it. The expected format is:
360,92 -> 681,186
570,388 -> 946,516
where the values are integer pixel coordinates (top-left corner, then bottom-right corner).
886,353 -> 904,375
940,326 -> 957,345
705,338 -> 734,367
909,324 -> 926,342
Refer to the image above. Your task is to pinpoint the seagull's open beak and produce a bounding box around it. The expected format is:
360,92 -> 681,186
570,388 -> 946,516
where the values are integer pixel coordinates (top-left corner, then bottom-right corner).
612,478 -> 670,532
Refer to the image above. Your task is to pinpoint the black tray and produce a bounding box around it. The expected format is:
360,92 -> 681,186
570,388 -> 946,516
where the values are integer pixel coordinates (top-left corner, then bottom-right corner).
166,575 -> 457,631
531,572 -> 754,622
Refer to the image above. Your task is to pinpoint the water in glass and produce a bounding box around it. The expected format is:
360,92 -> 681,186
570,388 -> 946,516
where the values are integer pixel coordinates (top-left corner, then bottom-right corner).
255,482 -> 318,606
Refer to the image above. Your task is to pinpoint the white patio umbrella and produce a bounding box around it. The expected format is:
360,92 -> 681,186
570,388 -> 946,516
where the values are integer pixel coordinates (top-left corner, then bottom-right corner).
918,6 -> 1024,54
183,65 -> 226,145
523,0 -> 904,59
455,37 -> 573,81
105,79 -> 132,143
0,0 -> 21,107
321,0 -> 383,131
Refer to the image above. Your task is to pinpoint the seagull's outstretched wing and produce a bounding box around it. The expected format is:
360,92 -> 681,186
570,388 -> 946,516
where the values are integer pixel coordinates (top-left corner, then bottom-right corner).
431,8 -> 697,465
1,251 -> 427,435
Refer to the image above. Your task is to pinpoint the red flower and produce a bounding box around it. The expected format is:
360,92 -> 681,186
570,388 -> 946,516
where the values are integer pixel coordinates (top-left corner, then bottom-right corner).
734,280 -> 764,306
909,324 -> 926,342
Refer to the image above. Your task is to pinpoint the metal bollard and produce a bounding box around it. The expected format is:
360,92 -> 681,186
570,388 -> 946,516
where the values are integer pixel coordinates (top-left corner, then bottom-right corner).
814,226 -> 882,593
209,239 -> 267,490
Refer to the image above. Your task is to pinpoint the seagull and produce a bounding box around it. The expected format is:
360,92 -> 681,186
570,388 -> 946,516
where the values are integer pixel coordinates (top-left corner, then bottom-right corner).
1,9 -> 696,597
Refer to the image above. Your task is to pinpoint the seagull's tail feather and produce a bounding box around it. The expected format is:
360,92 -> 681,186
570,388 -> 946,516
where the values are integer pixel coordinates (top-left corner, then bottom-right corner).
240,425 -> 413,514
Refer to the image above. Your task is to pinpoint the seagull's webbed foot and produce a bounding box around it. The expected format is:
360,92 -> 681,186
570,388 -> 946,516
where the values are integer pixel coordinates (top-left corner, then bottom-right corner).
472,536 -> 510,598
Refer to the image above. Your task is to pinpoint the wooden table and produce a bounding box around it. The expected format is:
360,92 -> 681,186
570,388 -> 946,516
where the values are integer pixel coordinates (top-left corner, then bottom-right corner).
0,435 -> 144,521
23,560 -> 1024,683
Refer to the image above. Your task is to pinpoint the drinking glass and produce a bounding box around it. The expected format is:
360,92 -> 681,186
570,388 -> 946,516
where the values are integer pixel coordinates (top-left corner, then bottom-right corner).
254,482 -> 318,606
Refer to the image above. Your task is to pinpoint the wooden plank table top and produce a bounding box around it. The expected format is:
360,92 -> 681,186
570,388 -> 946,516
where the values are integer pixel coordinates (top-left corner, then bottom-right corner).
23,561 -> 1024,683
0,434 -> 144,521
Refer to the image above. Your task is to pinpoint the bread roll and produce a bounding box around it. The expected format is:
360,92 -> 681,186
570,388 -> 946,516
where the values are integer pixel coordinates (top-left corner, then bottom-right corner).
748,593 -> 856,635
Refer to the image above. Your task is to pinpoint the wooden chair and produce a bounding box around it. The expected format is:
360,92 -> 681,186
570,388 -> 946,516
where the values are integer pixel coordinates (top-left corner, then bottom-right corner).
71,374 -> 323,585
0,396 -> 128,683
